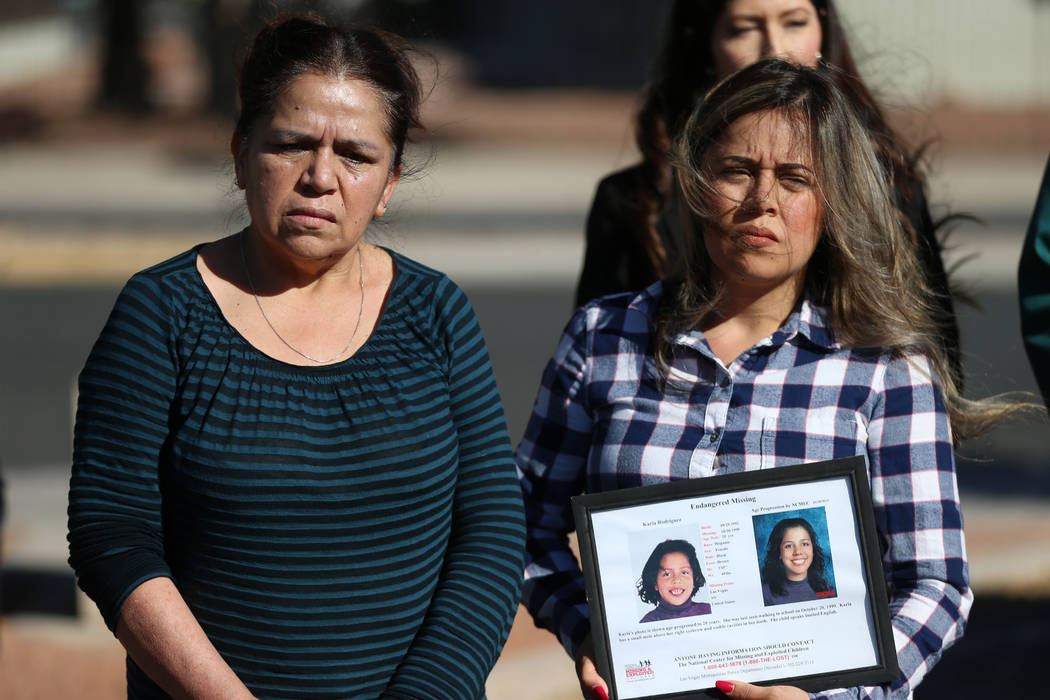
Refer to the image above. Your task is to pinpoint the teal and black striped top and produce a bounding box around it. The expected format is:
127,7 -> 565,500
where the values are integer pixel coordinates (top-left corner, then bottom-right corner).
68,247 -> 526,699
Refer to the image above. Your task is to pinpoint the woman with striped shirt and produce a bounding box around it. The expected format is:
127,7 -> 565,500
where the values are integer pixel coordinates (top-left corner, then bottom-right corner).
68,16 -> 524,699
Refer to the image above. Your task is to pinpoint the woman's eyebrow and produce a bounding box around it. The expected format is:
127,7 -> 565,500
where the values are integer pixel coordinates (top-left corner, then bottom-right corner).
726,5 -> 811,22
266,129 -> 383,154
779,7 -> 813,20
269,128 -> 314,142
333,136 -> 384,156
778,162 -> 815,173
715,156 -> 814,173
718,155 -> 755,165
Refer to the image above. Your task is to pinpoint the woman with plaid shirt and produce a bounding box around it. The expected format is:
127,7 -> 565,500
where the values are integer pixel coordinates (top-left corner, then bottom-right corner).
517,60 -> 1023,700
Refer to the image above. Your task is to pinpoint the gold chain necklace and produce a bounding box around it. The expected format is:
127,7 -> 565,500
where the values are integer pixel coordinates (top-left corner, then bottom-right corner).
239,231 -> 364,364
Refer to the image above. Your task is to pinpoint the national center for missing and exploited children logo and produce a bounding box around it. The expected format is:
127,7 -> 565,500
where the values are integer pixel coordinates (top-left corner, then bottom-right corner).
624,658 -> 655,682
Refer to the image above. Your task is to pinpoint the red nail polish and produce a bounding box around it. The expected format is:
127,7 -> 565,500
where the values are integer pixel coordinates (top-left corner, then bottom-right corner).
716,680 -> 735,693
593,685 -> 610,700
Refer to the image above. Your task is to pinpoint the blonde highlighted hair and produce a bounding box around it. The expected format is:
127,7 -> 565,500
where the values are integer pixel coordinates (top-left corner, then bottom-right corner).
656,59 -> 1026,441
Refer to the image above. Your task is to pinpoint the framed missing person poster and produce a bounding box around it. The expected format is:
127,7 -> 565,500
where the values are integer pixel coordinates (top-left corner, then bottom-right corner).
572,457 -> 897,699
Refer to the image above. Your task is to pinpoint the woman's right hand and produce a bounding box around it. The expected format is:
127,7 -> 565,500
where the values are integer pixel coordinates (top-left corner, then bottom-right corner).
576,636 -> 611,700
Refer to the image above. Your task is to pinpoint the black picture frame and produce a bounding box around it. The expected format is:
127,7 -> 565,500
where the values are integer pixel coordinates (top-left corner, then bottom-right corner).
572,456 -> 897,700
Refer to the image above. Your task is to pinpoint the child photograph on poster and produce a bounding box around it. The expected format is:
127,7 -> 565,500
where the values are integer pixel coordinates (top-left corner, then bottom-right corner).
629,529 -> 713,624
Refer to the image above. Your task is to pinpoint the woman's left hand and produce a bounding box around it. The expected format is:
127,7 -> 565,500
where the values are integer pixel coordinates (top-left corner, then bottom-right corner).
715,680 -> 809,699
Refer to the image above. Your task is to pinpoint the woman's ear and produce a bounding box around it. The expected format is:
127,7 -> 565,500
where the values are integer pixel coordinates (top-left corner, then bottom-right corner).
374,164 -> 402,219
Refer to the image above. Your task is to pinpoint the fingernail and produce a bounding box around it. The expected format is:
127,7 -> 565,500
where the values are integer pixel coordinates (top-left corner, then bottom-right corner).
593,686 -> 609,700
716,680 -> 735,693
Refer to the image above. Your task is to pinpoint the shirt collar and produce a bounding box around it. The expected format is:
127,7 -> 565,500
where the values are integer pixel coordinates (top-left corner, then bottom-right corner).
786,295 -> 840,351
642,285 -> 841,353
627,280 -> 664,319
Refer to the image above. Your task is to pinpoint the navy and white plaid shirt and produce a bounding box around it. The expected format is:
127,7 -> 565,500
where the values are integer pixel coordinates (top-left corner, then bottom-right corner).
516,284 -> 970,700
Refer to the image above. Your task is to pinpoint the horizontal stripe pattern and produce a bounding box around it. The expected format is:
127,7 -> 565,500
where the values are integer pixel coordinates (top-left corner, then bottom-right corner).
69,247 -> 524,699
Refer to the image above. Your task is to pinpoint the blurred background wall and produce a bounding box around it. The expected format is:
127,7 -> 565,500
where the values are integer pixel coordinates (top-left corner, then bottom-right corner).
842,0 -> 1050,106
1,1 -> 1048,148
0,2 -> 1047,698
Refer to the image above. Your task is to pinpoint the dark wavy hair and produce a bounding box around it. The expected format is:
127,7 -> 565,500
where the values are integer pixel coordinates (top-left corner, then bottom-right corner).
637,539 -> 707,606
631,0 -> 868,278
234,15 -> 423,170
760,518 -> 831,597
